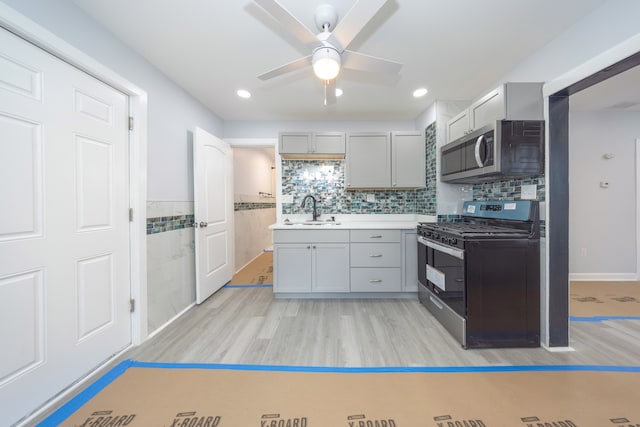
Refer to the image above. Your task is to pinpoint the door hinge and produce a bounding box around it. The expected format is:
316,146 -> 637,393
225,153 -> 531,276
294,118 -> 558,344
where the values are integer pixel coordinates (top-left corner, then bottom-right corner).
129,208 -> 134,222
130,299 -> 135,313
128,116 -> 134,131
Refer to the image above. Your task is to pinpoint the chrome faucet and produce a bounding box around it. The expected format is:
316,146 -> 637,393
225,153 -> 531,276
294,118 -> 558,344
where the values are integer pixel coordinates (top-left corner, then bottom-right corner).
301,195 -> 319,221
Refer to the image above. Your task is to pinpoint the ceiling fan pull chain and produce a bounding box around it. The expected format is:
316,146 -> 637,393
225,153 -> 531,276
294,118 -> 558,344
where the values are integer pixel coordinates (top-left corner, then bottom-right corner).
324,80 -> 328,106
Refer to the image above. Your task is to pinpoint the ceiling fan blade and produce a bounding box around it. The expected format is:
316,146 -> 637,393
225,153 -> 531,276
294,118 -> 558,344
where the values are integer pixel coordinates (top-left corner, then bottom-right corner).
324,79 -> 337,106
341,50 -> 402,75
330,0 -> 388,50
257,55 -> 312,81
255,0 -> 321,50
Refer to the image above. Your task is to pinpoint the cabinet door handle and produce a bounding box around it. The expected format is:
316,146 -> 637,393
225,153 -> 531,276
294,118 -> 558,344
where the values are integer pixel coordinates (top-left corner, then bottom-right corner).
369,279 -> 382,283
369,235 -> 382,238
307,245 -> 311,249
369,254 -> 383,258
312,245 -> 316,249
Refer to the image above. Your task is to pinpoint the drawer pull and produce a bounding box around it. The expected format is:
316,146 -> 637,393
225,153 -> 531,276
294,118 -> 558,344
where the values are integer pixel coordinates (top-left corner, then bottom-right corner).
369,279 -> 382,283
369,235 -> 383,238
369,254 -> 383,258
429,296 -> 444,310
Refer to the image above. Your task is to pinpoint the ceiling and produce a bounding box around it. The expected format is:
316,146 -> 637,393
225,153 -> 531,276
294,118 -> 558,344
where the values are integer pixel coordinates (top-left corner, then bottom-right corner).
570,64 -> 640,112
71,0 -> 611,121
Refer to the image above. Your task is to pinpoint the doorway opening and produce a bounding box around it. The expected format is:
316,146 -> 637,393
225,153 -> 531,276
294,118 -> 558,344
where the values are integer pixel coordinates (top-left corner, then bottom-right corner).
547,50 -> 640,347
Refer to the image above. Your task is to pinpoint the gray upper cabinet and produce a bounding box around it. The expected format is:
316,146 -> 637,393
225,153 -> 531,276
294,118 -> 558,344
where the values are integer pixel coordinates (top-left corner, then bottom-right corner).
446,82 -> 543,143
391,131 -> 426,188
346,131 -> 425,189
346,132 -> 391,188
279,131 -> 345,159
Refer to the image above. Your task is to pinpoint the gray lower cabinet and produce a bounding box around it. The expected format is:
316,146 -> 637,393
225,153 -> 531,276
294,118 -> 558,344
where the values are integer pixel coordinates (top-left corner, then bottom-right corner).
350,229 -> 402,292
402,231 -> 418,292
273,228 -> 416,295
273,230 -> 350,293
350,267 -> 401,292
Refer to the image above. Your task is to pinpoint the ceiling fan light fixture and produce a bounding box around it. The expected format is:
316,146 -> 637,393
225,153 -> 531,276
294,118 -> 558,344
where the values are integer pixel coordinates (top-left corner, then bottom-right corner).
312,47 -> 341,81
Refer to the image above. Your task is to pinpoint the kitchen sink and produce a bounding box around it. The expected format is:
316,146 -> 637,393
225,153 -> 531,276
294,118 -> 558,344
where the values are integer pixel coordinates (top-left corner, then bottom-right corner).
283,220 -> 341,226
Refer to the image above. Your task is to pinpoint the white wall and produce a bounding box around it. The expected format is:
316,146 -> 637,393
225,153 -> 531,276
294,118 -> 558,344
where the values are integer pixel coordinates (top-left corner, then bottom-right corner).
569,110 -> 640,280
233,147 -> 276,270
233,147 -> 275,196
2,0 -> 224,201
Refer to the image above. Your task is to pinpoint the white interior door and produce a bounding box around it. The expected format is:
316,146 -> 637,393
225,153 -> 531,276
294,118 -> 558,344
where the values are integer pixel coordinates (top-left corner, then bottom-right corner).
0,27 -> 131,425
194,127 -> 234,303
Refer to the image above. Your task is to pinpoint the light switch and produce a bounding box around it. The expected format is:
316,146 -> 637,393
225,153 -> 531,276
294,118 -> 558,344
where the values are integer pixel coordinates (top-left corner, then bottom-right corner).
366,194 -> 375,202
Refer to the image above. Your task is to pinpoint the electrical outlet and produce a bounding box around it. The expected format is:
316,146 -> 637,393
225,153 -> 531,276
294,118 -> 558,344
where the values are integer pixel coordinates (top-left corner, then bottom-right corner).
281,194 -> 293,204
366,194 -> 375,202
580,248 -> 588,257
521,184 -> 537,200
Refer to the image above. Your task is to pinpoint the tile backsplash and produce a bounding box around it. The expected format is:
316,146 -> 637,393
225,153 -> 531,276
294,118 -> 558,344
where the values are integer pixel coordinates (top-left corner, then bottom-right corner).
281,123 -> 437,216
472,175 -> 545,201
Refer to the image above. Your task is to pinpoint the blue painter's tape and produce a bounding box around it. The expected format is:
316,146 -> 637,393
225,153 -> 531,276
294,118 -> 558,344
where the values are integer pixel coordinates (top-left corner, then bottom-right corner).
37,358 -> 640,425
125,359 -> 640,374
224,284 -> 273,288
570,315 -> 640,322
37,359 -> 133,427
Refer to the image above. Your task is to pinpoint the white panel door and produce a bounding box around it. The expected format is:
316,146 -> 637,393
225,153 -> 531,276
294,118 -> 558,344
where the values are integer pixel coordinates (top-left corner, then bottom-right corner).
194,127 -> 234,303
0,28 -> 131,426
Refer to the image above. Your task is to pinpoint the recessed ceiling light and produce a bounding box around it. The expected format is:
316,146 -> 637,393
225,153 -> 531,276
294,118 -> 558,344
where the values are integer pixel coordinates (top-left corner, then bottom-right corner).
335,88 -> 343,97
413,87 -> 428,98
237,89 -> 251,99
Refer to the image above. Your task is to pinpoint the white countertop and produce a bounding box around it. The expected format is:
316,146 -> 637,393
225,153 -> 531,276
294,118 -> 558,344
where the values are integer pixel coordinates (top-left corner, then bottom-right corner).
269,214 -> 436,230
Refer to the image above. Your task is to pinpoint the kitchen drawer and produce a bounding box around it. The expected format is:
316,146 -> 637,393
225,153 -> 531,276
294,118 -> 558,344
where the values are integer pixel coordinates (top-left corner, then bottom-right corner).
420,287 -> 466,347
350,243 -> 401,267
350,268 -> 401,292
273,229 -> 349,243
350,229 -> 401,243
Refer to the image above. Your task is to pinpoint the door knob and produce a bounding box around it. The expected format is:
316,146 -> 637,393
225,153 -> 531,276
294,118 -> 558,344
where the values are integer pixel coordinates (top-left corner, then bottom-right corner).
199,221 -> 208,228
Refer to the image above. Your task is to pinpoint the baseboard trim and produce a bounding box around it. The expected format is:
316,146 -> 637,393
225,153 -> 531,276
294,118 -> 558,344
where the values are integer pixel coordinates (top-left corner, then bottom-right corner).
569,273 -> 638,281
147,302 -> 196,340
541,343 -> 576,352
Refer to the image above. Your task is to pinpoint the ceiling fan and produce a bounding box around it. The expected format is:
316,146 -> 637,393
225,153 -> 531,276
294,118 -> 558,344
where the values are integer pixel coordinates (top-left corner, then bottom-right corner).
254,0 -> 402,104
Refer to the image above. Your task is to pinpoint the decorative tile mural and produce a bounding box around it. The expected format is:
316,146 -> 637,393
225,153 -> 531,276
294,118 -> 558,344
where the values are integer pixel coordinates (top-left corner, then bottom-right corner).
280,124 -> 437,216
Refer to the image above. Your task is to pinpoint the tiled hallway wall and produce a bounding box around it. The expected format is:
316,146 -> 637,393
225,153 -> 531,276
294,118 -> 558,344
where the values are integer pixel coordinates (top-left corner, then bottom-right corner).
146,201 -> 195,333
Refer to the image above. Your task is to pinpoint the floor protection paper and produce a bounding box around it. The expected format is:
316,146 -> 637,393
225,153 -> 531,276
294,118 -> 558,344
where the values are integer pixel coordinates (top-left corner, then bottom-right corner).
42,360 -> 640,427
570,281 -> 640,318
228,251 -> 273,286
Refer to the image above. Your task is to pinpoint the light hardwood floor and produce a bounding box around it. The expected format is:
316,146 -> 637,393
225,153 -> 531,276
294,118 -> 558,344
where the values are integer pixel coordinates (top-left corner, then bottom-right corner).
29,287 -> 640,425
126,287 -> 640,367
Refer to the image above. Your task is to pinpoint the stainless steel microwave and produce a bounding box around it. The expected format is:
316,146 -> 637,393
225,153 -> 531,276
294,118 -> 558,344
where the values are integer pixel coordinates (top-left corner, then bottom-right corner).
441,120 -> 544,184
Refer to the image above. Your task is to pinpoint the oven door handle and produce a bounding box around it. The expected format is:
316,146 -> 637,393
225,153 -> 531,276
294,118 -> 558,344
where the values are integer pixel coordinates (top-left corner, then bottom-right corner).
418,236 -> 464,260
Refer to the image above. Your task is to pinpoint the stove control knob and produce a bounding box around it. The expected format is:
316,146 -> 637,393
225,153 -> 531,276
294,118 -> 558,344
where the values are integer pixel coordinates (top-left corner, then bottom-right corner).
450,238 -> 458,245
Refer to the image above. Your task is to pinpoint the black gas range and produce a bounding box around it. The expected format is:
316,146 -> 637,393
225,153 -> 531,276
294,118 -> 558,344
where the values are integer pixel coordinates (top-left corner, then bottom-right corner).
417,200 -> 540,349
